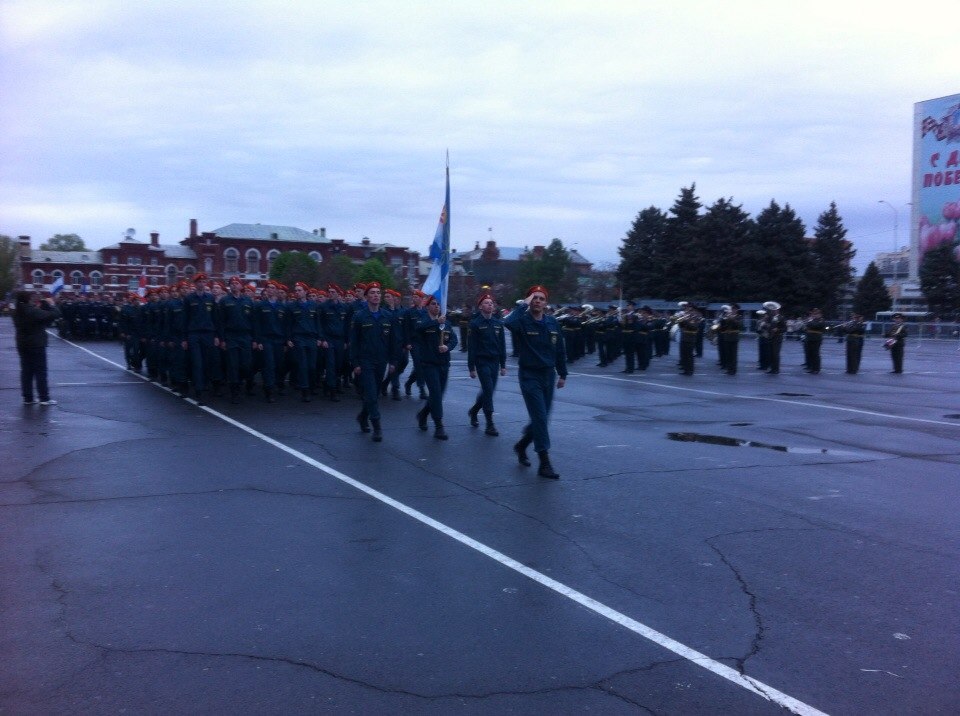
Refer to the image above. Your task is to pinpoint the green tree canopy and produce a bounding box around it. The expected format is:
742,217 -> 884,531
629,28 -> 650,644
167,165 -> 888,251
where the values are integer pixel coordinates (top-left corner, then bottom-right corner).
40,233 -> 86,251
810,202 -> 855,317
354,257 -> 395,289
315,254 -> 358,290
515,238 -> 577,302
660,184 -> 704,300
696,197 -> 754,301
0,234 -> 19,299
751,201 -> 815,313
919,242 -> 960,317
852,261 -> 892,318
269,251 -> 321,288
617,206 -> 667,298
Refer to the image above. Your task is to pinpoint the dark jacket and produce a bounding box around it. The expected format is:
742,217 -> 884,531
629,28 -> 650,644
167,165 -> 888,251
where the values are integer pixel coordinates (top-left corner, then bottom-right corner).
14,301 -> 61,349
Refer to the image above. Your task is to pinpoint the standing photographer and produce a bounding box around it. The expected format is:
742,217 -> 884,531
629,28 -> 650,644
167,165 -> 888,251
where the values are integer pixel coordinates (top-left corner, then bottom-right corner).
14,291 -> 61,405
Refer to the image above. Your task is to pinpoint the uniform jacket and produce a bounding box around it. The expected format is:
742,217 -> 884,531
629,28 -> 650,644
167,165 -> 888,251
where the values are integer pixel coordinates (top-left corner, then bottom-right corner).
504,303 -> 568,377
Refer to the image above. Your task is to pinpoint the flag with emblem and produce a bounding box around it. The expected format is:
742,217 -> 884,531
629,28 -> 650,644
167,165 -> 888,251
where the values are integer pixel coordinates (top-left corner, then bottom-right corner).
420,155 -> 450,311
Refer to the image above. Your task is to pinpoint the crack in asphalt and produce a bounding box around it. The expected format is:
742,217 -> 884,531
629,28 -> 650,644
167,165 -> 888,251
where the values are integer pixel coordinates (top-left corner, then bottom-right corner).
704,527 -> 818,677
28,549 -> 685,710
0,485 -> 372,509
3,436 -> 174,489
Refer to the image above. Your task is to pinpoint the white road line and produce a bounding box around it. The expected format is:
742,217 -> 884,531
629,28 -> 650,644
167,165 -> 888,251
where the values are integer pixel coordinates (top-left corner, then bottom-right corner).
570,372 -> 960,428
58,337 -> 829,716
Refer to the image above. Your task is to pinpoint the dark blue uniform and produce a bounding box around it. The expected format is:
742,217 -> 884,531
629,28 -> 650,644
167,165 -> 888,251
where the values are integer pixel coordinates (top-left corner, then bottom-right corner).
402,305 -> 428,397
285,299 -> 323,398
184,289 -> 219,400
319,299 -> 350,398
218,292 -> 255,400
467,312 -> 507,431
415,314 -> 457,435
253,298 -> 287,398
504,303 -> 568,461
350,306 -> 401,431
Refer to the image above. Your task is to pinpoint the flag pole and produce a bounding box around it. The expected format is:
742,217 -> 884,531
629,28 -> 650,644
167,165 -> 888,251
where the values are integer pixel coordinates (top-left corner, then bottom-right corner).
442,150 -> 451,317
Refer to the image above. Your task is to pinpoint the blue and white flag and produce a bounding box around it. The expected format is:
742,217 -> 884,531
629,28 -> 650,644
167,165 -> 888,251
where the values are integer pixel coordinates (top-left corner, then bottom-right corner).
81,276 -> 90,295
420,160 -> 450,311
50,275 -> 65,296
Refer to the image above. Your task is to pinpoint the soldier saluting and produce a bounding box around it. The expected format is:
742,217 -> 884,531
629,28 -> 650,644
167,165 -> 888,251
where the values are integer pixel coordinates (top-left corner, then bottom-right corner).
504,285 -> 568,479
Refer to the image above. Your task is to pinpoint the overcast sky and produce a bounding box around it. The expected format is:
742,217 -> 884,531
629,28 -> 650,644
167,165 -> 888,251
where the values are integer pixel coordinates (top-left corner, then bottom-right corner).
2,1 -> 956,273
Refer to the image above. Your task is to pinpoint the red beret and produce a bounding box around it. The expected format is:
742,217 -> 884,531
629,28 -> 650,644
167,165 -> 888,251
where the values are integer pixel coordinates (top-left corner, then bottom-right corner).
364,282 -> 381,294
476,292 -> 494,308
526,285 -> 548,299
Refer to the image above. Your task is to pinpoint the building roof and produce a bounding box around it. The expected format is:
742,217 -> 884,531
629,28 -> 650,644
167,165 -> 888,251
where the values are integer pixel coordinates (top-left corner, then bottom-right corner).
457,245 -> 591,265
212,223 -> 322,243
30,250 -> 103,263
158,244 -> 196,259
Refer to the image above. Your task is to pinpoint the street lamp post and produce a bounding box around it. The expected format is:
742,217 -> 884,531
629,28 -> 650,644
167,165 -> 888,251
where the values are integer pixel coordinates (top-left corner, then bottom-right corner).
878,200 -> 899,252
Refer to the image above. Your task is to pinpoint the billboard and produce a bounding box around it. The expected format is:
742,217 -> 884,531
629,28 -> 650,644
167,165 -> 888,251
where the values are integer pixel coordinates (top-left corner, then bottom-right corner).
912,93 -> 960,278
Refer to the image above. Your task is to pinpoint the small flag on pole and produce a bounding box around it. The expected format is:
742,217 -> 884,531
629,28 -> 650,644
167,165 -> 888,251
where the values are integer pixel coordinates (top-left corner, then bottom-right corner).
420,155 -> 451,312
137,268 -> 147,298
50,275 -> 65,296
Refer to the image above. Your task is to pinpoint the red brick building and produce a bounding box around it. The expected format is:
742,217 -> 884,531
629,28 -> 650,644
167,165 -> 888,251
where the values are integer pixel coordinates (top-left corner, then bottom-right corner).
17,220 -> 421,296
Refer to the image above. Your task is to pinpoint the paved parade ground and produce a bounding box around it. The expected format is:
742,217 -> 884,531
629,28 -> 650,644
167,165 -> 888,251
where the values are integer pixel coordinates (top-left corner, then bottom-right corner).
2,320 -> 959,715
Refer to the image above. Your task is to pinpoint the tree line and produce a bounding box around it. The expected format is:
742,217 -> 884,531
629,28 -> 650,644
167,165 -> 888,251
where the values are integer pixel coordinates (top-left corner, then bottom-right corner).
616,185 -> 860,317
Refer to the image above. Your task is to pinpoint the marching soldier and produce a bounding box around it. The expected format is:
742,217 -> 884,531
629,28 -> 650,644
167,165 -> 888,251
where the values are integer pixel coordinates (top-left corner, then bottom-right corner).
118,293 -> 143,372
504,285 -> 568,479
218,276 -> 256,403
403,290 -> 429,399
183,274 -> 219,405
164,283 -> 189,396
467,292 -> 507,436
415,295 -> 458,440
286,282 -> 324,402
318,285 -> 349,401
381,289 -> 406,400
350,282 -> 401,442
252,280 -> 287,402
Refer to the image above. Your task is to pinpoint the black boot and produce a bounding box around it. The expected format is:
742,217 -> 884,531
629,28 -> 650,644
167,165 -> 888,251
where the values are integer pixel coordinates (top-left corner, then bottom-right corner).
357,411 -> 371,433
468,402 -> 481,427
484,411 -> 499,436
371,419 -> 382,442
391,388 -> 401,401
245,379 -> 256,396
417,406 -> 429,431
301,389 -> 311,402
513,434 -> 532,466
404,377 -> 414,396
537,451 -> 559,479
434,422 -> 448,440
265,387 -> 276,403
230,384 -> 240,404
